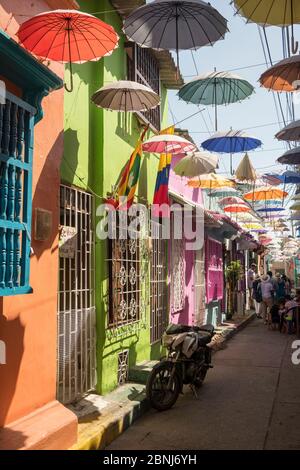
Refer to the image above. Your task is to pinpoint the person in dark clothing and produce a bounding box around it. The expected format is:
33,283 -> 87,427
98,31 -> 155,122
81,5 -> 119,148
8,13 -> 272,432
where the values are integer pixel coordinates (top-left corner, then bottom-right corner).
252,274 -> 262,318
270,298 -> 285,330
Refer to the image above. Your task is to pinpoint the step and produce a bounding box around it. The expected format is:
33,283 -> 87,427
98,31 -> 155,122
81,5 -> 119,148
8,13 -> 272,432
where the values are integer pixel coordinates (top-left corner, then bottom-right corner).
128,360 -> 159,384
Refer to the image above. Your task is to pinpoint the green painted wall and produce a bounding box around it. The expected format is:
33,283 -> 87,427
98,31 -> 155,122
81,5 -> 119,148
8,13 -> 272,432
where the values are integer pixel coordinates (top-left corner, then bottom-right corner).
62,0 -> 169,394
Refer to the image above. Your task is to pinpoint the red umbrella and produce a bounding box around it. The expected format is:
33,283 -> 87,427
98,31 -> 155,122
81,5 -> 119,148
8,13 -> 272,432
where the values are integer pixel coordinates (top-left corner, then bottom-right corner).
17,9 -> 119,91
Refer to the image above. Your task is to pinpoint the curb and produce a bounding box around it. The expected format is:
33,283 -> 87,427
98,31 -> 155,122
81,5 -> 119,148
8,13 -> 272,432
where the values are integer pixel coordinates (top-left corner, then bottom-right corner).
71,313 -> 256,450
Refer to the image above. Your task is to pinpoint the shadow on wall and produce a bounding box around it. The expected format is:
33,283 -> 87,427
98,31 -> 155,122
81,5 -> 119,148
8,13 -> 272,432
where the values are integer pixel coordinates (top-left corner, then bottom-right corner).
0,299 -> 27,448
32,130 -> 64,260
60,128 -> 80,187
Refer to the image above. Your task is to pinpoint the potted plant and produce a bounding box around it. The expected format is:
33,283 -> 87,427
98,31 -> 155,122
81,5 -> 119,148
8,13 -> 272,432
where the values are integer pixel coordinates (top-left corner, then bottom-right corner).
225,260 -> 243,319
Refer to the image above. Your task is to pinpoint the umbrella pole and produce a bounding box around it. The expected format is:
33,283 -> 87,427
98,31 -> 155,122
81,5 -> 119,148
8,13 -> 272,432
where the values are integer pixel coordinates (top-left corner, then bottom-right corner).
65,19 -> 74,93
213,76 -> 217,131
291,0 -> 299,54
230,153 -> 233,176
175,7 -> 180,80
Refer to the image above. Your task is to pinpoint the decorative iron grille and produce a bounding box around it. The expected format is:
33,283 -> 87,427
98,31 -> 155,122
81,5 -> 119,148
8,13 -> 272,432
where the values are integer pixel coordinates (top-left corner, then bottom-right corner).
150,221 -> 167,344
126,42 -> 161,131
118,350 -> 129,386
108,213 -> 143,329
57,185 -> 96,404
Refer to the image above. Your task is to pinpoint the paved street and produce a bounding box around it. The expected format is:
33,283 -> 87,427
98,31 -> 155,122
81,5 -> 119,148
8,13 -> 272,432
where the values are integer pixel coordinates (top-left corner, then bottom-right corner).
107,319 -> 300,450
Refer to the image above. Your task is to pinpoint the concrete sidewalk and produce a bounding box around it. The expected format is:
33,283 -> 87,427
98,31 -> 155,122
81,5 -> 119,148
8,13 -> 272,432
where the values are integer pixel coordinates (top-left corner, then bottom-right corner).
108,318 -> 300,450
70,312 -> 255,450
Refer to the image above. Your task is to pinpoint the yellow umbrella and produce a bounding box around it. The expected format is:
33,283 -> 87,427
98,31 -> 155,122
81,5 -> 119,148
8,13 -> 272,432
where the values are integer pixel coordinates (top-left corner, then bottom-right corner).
242,223 -> 264,230
234,153 -> 257,182
290,201 -> 300,210
243,187 -> 288,201
187,173 -> 235,189
232,0 -> 300,53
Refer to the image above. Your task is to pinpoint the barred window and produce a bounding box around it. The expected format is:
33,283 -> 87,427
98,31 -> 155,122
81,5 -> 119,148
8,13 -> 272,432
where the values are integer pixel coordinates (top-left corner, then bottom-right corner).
0,91 -> 35,296
126,42 -> 161,132
108,214 -> 142,328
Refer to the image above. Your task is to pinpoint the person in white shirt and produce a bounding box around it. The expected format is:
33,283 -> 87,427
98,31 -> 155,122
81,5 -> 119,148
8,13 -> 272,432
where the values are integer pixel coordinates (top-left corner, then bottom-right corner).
247,263 -> 256,309
260,274 -> 275,324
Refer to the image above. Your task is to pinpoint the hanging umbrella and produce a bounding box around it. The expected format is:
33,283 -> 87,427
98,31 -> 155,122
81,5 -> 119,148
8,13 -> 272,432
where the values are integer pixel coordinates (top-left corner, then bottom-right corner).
209,187 -> 239,199
187,173 -> 235,189
91,81 -> 160,112
224,204 -> 251,213
232,0 -> 300,54
276,120 -> 300,142
178,71 -> 254,130
219,196 -> 247,206
262,173 -> 283,186
243,187 -> 288,201
292,194 -> 300,201
202,130 -> 262,175
257,207 -> 285,213
17,10 -> 119,92
234,153 -> 257,182
277,146 -> 300,164
259,56 -> 300,92
142,134 -> 196,154
173,151 -> 218,177
123,0 -> 228,71
290,202 -> 300,210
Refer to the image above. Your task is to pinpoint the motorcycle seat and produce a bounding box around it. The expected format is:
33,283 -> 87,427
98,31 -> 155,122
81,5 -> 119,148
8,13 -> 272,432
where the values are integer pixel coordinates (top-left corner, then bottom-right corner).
197,331 -> 212,346
198,324 -> 215,334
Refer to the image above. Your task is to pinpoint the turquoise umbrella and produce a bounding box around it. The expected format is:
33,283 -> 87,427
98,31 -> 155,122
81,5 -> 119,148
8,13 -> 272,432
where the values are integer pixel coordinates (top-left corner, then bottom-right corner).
178,71 -> 254,130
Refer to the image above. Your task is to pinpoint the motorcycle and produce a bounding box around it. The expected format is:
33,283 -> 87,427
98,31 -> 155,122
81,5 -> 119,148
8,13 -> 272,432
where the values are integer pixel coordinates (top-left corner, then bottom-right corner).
146,323 -> 215,411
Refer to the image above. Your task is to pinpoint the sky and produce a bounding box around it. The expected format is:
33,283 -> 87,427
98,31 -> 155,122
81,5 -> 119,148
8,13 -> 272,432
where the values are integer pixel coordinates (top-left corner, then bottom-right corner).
167,0 -> 300,180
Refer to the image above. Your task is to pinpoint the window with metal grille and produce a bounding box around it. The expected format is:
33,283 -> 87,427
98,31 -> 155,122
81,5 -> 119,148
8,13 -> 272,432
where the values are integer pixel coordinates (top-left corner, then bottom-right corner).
57,185 -> 96,404
108,213 -> 142,328
150,221 -> 167,344
126,42 -> 161,132
0,92 -> 35,296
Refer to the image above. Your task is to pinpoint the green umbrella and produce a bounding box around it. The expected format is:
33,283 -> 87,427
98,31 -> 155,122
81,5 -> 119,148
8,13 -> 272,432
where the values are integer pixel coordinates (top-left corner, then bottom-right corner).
178,71 -> 254,130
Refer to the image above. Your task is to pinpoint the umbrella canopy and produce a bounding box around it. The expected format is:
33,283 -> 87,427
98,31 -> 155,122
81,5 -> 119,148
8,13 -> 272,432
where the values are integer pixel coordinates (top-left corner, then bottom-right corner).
178,71 -> 254,130
224,204 -> 251,213
202,130 -> 262,153
123,0 -> 228,70
270,170 -> 300,184
260,56 -> 300,93
234,153 -> 257,181
91,80 -> 160,112
17,10 -> 119,92
173,151 -> 218,177
232,0 -> 300,25
276,120 -> 300,142
277,146 -> 300,165
219,196 -> 247,206
262,173 -> 283,186
290,202 -> 300,211
257,207 -> 285,213
187,173 -> 235,189
243,187 -> 288,201
210,187 -> 239,197
142,134 -> 196,154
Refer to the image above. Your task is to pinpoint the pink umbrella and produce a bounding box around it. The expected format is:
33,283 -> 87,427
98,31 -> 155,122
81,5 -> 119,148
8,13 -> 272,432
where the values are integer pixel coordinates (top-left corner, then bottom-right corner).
142,134 -> 196,154
219,196 -> 247,206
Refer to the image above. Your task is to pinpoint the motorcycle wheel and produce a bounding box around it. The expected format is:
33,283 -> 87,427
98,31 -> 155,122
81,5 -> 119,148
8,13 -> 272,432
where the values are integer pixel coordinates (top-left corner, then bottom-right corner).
146,362 -> 181,411
193,366 -> 208,388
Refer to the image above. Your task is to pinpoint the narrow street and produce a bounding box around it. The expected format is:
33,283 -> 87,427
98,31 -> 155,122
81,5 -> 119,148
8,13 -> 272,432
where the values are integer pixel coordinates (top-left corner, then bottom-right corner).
108,320 -> 300,450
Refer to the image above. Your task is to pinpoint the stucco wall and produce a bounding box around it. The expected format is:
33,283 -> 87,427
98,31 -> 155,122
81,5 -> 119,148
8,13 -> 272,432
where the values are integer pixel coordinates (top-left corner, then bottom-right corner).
62,0 -> 169,394
0,1 -> 64,426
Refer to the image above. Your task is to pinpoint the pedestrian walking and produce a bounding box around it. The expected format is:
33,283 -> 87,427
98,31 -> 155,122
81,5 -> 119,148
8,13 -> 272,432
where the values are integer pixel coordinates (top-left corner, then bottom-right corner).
252,274 -> 262,318
275,273 -> 286,301
260,274 -> 274,324
247,263 -> 256,309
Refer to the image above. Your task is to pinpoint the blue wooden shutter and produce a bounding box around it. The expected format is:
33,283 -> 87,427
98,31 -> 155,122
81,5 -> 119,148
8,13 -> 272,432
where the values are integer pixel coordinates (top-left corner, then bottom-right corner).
0,91 -> 35,295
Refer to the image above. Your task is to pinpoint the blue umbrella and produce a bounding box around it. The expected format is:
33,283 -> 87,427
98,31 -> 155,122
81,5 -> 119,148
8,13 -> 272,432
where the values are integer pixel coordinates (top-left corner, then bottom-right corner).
201,130 -> 262,174
272,171 -> 300,185
257,207 -> 285,213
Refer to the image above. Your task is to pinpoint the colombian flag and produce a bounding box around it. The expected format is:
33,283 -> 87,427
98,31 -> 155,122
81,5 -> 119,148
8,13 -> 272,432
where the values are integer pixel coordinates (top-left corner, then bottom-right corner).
114,126 -> 149,210
152,126 -> 175,217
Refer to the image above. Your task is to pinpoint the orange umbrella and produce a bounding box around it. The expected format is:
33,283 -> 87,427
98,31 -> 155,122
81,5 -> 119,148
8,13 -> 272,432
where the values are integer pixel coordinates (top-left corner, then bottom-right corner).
223,204 -> 251,213
243,187 -> 288,201
259,55 -> 300,92
187,173 -> 235,189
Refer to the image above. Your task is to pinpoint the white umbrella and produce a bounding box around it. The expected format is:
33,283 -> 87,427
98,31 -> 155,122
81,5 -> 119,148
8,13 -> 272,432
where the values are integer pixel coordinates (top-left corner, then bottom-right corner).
173,151 -> 218,177
91,80 -> 160,112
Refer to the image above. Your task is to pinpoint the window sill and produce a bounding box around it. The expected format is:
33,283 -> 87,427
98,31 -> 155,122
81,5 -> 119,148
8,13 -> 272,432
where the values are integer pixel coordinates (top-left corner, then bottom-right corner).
0,286 -> 33,296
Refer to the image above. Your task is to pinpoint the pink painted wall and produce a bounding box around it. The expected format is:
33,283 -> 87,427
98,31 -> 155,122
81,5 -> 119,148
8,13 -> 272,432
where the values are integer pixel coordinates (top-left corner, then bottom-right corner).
168,155 -> 203,326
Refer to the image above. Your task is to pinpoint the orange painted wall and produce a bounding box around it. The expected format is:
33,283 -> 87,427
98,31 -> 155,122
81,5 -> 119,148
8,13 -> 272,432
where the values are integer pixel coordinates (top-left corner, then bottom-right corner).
0,1 -> 64,426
